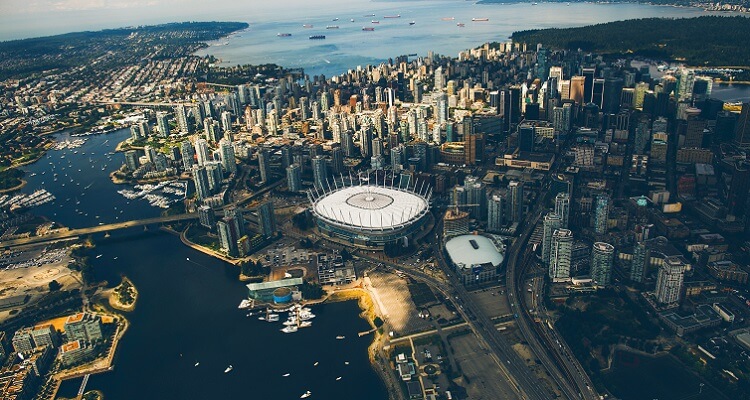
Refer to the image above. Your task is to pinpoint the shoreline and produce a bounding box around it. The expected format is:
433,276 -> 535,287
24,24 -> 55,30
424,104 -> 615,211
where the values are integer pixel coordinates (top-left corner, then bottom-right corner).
0,178 -> 27,194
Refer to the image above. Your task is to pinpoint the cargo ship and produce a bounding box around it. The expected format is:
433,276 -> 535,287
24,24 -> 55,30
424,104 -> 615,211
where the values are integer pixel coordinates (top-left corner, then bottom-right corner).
409,21 -> 416,25
302,24 -> 313,28
326,25 -> 339,29
277,33 -> 292,37
309,35 -> 326,40
362,27 -> 375,31
441,17 -> 455,21
457,23 -> 466,27
371,20 -> 379,24
384,15 -> 400,18
472,18 -> 489,21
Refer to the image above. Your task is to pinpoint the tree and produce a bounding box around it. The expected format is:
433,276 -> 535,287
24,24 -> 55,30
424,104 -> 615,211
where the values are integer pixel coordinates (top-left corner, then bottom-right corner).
48,280 -> 62,291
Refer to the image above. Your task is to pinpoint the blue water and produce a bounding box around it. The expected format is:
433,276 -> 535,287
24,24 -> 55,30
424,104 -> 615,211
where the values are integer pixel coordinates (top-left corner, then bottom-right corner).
193,1 -> 721,77
21,132 -> 386,400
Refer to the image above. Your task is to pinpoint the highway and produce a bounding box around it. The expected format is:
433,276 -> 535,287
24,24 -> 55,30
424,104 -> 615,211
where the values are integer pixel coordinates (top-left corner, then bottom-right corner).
506,200 -> 599,400
430,220 -> 553,400
0,213 -> 199,248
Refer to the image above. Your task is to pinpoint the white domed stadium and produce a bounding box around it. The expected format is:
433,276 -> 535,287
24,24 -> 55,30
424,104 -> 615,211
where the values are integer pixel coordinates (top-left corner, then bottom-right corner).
308,182 -> 432,249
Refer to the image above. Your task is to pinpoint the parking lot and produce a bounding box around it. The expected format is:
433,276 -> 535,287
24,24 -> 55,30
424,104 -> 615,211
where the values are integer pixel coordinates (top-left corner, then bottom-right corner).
468,286 -> 512,319
366,268 -> 432,336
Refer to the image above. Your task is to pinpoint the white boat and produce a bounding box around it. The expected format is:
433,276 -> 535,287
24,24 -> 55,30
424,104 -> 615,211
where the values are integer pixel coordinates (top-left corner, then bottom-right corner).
267,314 -> 280,322
238,299 -> 252,309
300,391 -> 312,399
224,365 -> 233,373
344,361 -> 349,365
96,254 -> 103,259
283,319 -> 298,326
283,373 -> 291,377
281,325 -> 298,333
299,321 -> 313,328
258,316 -> 266,321
336,336 -> 345,340
194,362 -> 200,367
313,361 -> 319,366
336,376 -> 342,381
246,312 -> 254,317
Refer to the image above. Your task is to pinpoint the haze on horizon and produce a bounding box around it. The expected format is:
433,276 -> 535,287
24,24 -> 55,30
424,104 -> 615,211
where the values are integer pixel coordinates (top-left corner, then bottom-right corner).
0,0 -> 386,41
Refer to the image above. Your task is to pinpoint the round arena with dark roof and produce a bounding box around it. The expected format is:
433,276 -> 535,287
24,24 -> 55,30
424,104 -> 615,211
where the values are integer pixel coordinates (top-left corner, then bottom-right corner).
309,184 -> 431,249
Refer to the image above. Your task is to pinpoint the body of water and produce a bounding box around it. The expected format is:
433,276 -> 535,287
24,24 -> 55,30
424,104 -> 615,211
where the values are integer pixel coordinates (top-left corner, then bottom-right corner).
193,1 -> 723,78
21,132 -> 385,400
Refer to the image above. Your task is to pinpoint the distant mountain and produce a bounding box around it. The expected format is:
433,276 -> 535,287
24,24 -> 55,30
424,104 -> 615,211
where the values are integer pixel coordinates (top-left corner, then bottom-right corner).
511,16 -> 750,67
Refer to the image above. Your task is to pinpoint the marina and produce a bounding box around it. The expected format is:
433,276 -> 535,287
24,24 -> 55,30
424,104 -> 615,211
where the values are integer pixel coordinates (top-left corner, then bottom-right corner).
0,189 -> 56,210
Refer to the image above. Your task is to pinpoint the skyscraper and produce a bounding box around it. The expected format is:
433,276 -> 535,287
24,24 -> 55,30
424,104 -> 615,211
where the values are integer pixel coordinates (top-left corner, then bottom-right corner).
286,164 -> 302,192
734,103 -> 750,149
554,192 -> 570,229
508,181 -> 524,224
487,191 -> 505,233
180,141 -> 195,171
156,111 -> 170,137
655,256 -> 687,305
124,150 -> 139,172
591,242 -> 615,286
549,229 -> 573,281
192,166 -> 210,202
175,104 -> 191,134
219,140 -> 237,175
312,155 -> 328,190
594,194 -> 610,235
257,202 -> 277,238
258,147 -> 271,184
542,213 -> 562,266
630,241 -> 649,283
194,138 -> 210,166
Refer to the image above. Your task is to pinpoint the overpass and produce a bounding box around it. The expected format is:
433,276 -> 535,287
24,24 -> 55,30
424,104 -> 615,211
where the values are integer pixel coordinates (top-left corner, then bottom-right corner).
0,213 -> 199,248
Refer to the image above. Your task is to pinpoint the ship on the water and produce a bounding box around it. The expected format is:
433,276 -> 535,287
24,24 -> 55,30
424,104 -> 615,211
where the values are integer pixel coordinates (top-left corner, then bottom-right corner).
277,33 -> 292,37
326,25 -> 339,29
472,17 -> 490,21
409,21 -> 416,25
457,23 -> 466,27
362,27 -> 375,31
309,35 -> 326,39
302,24 -> 313,28
383,14 -> 400,18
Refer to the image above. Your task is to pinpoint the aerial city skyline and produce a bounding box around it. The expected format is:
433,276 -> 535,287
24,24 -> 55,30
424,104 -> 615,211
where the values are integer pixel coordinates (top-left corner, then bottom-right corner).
1,2 -> 750,400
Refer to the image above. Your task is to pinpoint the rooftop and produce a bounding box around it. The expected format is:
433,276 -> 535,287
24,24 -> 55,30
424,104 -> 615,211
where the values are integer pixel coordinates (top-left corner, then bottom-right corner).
445,235 -> 504,270
312,185 -> 429,230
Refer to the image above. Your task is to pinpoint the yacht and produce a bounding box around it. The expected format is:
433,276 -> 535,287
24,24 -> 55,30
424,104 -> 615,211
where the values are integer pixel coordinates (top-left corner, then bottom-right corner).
267,313 -> 280,322
336,336 -> 345,340
283,373 -> 291,377
224,365 -> 233,373
336,376 -> 342,381
194,362 -> 200,367
238,299 -> 252,309
281,325 -> 298,333
300,391 -> 312,399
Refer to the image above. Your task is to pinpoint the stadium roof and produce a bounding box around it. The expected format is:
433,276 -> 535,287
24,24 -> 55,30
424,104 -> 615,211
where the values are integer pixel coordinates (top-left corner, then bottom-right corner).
312,185 -> 428,231
445,235 -> 504,270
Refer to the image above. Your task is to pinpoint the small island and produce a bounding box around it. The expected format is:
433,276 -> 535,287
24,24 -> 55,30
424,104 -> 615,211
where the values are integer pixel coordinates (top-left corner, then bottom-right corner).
108,276 -> 138,312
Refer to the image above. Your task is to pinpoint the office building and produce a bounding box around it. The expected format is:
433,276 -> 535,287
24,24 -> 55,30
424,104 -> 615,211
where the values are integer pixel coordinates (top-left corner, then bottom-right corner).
487,191 -> 505,233
508,181 -> 524,224
198,205 -> 216,229
655,256 -> 687,305
194,138 -> 210,166
175,104 -> 191,134
257,202 -> 277,238
258,147 -> 271,184
180,141 -> 196,171
156,111 -> 170,137
542,213 -> 562,266
591,242 -> 615,286
594,194 -> 610,235
219,140 -> 237,175
192,166 -> 211,202
554,192 -> 570,229
124,150 -> 139,172
549,229 -> 573,281
312,155 -> 328,190
12,328 -> 35,353
286,164 -> 302,192
734,103 -> 750,149
631,241 -> 648,283
30,324 -> 59,348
